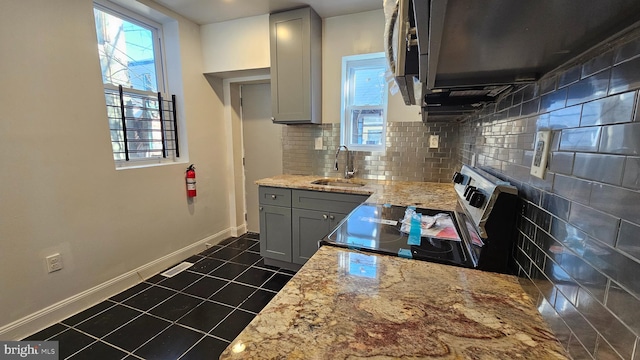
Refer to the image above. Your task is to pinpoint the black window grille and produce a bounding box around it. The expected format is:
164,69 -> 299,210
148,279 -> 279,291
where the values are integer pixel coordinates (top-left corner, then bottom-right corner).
105,85 -> 179,161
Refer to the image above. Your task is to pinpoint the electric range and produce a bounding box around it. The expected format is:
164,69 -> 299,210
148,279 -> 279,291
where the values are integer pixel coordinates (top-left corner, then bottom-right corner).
320,165 -> 519,274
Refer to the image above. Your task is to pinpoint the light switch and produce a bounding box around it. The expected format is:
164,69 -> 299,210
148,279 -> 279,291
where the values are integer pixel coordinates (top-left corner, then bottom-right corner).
314,137 -> 323,150
530,131 -> 552,179
429,135 -> 439,148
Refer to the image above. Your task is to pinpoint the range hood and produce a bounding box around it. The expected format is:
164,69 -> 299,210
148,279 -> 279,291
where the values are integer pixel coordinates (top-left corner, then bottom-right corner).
421,85 -> 512,122
392,0 -> 640,122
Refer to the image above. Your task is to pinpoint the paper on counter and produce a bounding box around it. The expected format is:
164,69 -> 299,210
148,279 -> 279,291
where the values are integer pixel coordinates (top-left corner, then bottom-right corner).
400,208 -> 461,241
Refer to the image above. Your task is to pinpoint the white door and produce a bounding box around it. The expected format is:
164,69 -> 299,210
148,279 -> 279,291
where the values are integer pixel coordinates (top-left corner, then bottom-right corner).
241,83 -> 283,233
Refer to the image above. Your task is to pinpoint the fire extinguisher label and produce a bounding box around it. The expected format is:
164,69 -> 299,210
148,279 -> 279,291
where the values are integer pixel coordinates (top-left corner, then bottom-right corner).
186,179 -> 196,190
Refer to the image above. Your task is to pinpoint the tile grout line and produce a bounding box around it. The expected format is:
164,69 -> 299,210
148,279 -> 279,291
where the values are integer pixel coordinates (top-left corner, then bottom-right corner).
32,234 -> 291,359
108,238 -> 277,355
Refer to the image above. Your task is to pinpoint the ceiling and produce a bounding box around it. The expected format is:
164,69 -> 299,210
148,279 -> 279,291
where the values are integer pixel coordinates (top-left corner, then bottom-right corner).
153,0 -> 383,25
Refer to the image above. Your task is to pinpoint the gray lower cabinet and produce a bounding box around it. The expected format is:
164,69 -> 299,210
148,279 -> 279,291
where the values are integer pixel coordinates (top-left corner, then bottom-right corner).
259,186 -> 368,265
292,209 -> 348,264
291,190 -> 368,264
258,187 -> 292,262
259,204 -> 292,262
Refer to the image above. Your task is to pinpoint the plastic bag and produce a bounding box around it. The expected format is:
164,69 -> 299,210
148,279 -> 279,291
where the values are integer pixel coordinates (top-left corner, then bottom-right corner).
400,208 -> 461,241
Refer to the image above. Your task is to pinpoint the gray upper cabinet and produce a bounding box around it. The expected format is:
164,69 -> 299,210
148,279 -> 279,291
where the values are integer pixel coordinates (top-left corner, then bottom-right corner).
269,7 -> 321,124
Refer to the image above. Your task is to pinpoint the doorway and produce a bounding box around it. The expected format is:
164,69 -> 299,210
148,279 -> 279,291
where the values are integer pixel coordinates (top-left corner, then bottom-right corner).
241,83 -> 283,232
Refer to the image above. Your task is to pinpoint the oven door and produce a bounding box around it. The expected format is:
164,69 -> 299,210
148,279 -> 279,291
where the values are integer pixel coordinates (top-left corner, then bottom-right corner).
453,206 -> 482,268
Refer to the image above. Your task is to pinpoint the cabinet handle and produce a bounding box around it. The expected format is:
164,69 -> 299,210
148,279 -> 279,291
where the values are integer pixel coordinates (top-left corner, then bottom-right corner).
271,195 -> 277,200
322,214 -> 328,220
329,215 -> 335,220
259,207 -> 263,211
271,117 -> 275,121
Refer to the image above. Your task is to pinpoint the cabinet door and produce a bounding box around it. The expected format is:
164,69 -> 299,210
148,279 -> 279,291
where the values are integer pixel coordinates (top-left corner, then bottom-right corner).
328,212 -> 348,231
259,205 -> 292,262
292,208 -> 330,265
270,7 -> 321,124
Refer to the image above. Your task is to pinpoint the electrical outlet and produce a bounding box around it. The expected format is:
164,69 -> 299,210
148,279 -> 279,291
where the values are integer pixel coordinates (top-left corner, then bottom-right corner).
314,137 -> 323,150
531,131 -> 552,179
46,253 -> 63,273
429,135 -> 439,148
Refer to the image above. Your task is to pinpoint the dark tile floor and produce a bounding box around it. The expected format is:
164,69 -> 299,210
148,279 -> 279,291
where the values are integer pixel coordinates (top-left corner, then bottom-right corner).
23,233 -> 296,359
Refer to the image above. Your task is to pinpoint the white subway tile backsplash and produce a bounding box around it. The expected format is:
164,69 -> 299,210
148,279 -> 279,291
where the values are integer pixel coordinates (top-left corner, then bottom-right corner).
549,105 -> 582,129
459,28 -> 640,356
282,121 -> 459,182
600,123 -> 640,155
610,56 -> 640,95
580,91 -> 636,126
622,157 -> 640,190
559,127 -> 602,152
573,153 -> 625,185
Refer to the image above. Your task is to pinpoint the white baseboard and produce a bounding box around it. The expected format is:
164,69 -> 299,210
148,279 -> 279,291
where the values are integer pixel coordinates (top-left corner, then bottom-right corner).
230,223 -> 247,237
0,228 -> 234,341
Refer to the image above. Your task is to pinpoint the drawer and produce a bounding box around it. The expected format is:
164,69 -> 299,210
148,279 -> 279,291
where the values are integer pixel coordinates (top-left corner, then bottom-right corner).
259,186 -> 292,207
292,189 -> 368,214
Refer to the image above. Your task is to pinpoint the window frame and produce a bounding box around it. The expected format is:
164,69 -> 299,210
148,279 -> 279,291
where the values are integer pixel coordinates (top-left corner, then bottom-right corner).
340,52 -> 388,153
94,1 -> 167,94
94,0 -> 179,168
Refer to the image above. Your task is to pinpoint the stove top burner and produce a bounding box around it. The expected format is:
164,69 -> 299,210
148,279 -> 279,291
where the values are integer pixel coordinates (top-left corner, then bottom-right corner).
376,223 -> 404,244
322,204 -> 472,268
413,238 -> 454,255
322,165 -> 519,274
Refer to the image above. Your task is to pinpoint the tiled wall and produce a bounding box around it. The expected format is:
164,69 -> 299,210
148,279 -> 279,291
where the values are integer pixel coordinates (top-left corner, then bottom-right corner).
282,121 -> 459,182
459,33 -> 640,359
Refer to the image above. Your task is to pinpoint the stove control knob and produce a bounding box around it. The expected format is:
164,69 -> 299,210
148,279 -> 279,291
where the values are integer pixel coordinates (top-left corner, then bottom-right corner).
464,185 -> 476,199
469,192 -> 486,208
452,172 -> 464,184
466,189 -> 478,201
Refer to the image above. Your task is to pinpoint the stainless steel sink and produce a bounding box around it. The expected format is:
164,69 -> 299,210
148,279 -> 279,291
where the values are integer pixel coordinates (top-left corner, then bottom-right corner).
311,179 -> 366,187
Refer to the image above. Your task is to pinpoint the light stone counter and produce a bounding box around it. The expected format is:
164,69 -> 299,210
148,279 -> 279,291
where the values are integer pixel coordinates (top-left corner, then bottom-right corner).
255,174 -> 457,211
220,246 -> 567,359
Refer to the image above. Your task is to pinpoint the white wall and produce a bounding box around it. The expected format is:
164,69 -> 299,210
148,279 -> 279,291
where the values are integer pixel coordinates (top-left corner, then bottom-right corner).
200,9 -> 420,122
322,9 -> 422,123
201,14 -> 270,73
0,0 -> 230,337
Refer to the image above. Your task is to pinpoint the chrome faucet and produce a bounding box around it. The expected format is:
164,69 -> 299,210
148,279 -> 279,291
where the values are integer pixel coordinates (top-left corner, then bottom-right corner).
335,145 -> 356,179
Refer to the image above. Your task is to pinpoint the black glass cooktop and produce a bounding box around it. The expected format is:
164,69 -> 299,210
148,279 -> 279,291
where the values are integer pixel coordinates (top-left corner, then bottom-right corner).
321,203 -> 473,268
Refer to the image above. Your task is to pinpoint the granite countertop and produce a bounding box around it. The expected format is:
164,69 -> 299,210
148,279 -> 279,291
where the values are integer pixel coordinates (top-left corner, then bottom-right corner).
255,174 -> 458,211
220,246 -> 567,359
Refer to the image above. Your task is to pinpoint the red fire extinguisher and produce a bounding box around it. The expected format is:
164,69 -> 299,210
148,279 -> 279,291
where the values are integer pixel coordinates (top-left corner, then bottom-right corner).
186,164 -> 196,197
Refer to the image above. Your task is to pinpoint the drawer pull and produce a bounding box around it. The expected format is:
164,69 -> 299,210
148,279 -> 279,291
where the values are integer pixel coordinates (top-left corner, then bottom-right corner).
329,215 -> 335,220
322,214 -> 328,220
271,195 -> 277,200
259,207 -> 263,211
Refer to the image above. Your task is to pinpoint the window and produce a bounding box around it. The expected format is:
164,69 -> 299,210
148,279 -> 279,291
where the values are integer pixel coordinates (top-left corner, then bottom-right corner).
94,2 -> 179,165
340,53 -> 388,152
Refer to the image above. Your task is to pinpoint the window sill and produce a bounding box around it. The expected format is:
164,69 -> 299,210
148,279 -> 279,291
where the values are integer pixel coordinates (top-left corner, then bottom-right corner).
115,159 -> 188,171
